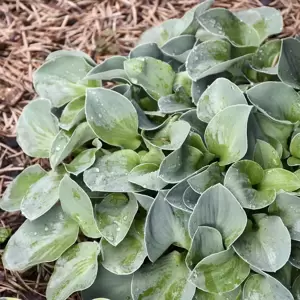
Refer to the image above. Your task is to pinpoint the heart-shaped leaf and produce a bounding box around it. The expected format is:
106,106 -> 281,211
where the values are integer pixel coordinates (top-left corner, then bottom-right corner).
16,98 -> 59,158
189,184 -> 247,248
145,192 -> 191,262
46,242 -> 100,300
100,218 -> 147,275
95,193 -> 138,246
233,214 -> 291,272
59,176 -> 101,238
129,43 -> 164,60
197,78 -> 247,123
189,248 -> 250,294
0,165 -> 47,212
124,57 -> 175,100
85,88 -> 141,150
83,150 -> 143,192
46,50 -> 96,66
128,193 -> 154,211
132,251 -> 196,300
204,104 -> 252,166
224,160 -> 276,210
2,206 -> 79,271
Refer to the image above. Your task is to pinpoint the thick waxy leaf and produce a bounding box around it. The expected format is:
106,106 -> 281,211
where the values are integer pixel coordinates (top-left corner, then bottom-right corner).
145,192 -> 191,262
180,109 -> 207,137
293,275 -> 300,299
132,251 -> 195,300
224,160 -> 276,210
204,104 -> 252,166
82,265 -> 132,300
189,248 -> 250,294
46,242 -> 100,300
0,227 -> 11,243
290,241 -> 300,269
183,186 -> 200,210
258,168 -> 300,192
197,78 -> 247,123
243,273 -> 293,300
173,71 -> 192,96
278,38 -> 300,89
2,206 -> 79,271
193,287 -> 242,300
197,8 -> 260,47
247,82 -> 300,123
188,162 -> 223,194
16,98 -> 59,158
269,193 -> 300,241
251,40 -> 281,75
128,193 -> 154,211
100,218 -> 147,275
254,139 -> 282,169
84,56 -> 128,82
59,176 -> 101,238
142,117 -> 190,151
59,96 -> 85,130
288,133 -> 300,166
50,122 -> 96,168
86,88 -> 140,150
129,43 -> 163,60
83,150 -> 143,192
189,184 -> 247,248
20,171 -> 64,220
128,163 -> 167,191
124,57 -> 175,100
0,165 -> 46,212
233,214 -> 291,272
33,56 -> 93,107
95,193 -> 138,246
186,226 -> 224,270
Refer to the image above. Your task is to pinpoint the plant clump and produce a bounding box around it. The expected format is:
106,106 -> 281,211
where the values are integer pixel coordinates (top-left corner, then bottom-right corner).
2,0 -> 300,299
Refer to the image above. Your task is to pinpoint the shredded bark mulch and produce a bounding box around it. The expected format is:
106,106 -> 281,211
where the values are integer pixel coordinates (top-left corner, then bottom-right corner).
0,0 -> 299,298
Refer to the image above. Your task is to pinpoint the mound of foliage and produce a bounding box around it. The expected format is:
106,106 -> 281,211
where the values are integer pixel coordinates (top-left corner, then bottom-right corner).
2,0 -> 300,299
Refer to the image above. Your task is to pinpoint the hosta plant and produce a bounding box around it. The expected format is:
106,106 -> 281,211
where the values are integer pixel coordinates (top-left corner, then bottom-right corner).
2,0 -> 300,299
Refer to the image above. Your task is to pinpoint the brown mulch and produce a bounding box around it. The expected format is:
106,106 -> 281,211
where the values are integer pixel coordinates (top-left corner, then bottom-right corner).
0,0 -> 299,299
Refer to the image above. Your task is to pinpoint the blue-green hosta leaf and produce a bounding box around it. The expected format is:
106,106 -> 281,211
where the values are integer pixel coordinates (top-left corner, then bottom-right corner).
100,218 -> 146,275
290,241 -> 300,269
0,165 -> 47,212
269,193 -> 300,242
204,104 -> 252,166
128,193 -> 154,211
189,184 -> 247,248
84,56 -> 129,82
0,227 -> 11,243
288,133 -> 300,166
254,139 -> 283,169
235,7 -> 283,43
189,248 -> 250,294
183,186 -> 200,210
20,170 -> 64,220
145,192 -> 191,262
46,242 -> 100,300
193,286 -> 242,300
243,273 -> 293,300
278,38 -> 300,89
197,8 -> 260,47
197,78 -> 247,123
124,57 -> 175,101
140,140 -> 165,165
2,206 -> 79,271
16,98 -> 59,158
128,163 -> 167,191
293,275 -> 300,299
258,168 -> 300,192
188,162 -> 223,194
247,82 -> 300,123
180,109 -> 207,137
224,160 -> 276,210
33,56 -> 94,107
85,87 -> 141,150
95,193 -> 138,246
129,43 -> 163,60
50,122 -> 96,168
83,150 -> 143,192
173,71 -> 192,96
142,117 -> 190,151
158,88 -> 193,114
161,35 -> 196,63
250,40 -> 281,75
132,251 -> 196,300
186,226 -> 224,271
233,214 -> 291,272
59,176 -> 101,238
59,96 -> 85,130
82,265 -> 132,300
46,50 -> 96,66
